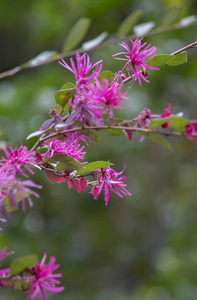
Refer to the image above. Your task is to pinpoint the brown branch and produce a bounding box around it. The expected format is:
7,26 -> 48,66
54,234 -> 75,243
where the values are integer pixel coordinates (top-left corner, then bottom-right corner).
1,20 -> 197,80
171,41 -> 197,55
31,125 -> 185,152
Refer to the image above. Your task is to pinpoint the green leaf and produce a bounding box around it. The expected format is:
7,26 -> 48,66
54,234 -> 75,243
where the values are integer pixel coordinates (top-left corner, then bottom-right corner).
97,71 -> 115,83
82,32 -> 108,50
26,130 -> 44,140
139,131 -> 174,152
55,83 -> 76,107
53,104 -> 68,115
117,10 -> 142,38
61,82 -> 76,90
180,15 -> 197,27
79,130 -> 98,143
162,5 -> 182,27
133,21 -> 154,36
104,128 -> 124,136
10,255 -> 37,276
170,117 -> 189,133
63,18 -> 91,52
45,153 -> 73,163
149,117 -> 173,128
103,119 -> 125,136
23,51 -> 58,68
147,52 -> 187,67
56,157 -> 82,172
76,161 -> 114,175
150,116 -> 189,133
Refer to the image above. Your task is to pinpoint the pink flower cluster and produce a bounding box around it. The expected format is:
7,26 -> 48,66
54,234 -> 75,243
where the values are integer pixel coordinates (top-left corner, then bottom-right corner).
112,38 -> 159,86
90,166 -> 131,206
0,247 -> 13,288
0,250 -> 64,299
27,254 -> 64,300
60,39 -> 157,126
185,120 -> 197,143
0,145 -> 42,218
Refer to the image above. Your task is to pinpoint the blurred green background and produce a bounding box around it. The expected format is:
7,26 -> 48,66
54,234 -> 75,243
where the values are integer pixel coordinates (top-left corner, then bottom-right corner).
1,0 -> 197,299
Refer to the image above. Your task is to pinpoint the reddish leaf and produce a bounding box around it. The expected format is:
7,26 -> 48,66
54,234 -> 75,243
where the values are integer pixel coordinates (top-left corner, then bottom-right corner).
91,186 -> 99,200
67,180 -> 73,189
36,153 -> 43,162
72,180 -> 82,193
45,171 -> 60,183
80,177 -> 87,191
58,177 -> 68,183
122,122 -> 132,141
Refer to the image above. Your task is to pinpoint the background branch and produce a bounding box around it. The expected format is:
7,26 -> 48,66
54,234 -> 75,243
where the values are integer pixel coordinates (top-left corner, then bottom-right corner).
0,20 -> 197,80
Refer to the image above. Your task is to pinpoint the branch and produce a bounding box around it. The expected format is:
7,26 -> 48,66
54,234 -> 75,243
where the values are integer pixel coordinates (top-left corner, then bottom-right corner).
31,125 -> 185,152
171,41 -> 197,55
1,20 -> 197,80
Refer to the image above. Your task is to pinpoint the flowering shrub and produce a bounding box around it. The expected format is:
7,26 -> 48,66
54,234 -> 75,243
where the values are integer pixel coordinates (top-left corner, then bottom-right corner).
0,36 -> 197,299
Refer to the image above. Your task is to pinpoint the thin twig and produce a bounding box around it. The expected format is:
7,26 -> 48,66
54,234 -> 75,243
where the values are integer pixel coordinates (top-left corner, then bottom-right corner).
171,41 -> 197,55
1,20 -> 197,80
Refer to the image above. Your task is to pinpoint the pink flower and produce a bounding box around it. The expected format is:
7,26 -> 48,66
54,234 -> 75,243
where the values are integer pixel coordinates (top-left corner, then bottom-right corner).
133,108 -> 160,142
90,166 -> 131,205
185,120 -> 197,143
113,38 -> 159,86
0,268 -> 10,280
43,138 -> 86,162
0,247 -> 13,285
0,145 -> 37,177
0,247 -> 14,261
160,103 -> 173,128
10,179 -> 42,211
59,53 -> 102,90
27,253 -> 65,300
0,173 -> 42,214
92,79 -> 128,118
134,108 -> 152,128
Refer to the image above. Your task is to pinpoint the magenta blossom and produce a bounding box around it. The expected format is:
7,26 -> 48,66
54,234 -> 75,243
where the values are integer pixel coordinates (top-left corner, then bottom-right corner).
160,103 -> 173,129
185,120 -> 197,143
0,170 -> 15,189
0,268 -> 10,282
133,108 -> 160,142
0,145 -> 37,177
43,138 -> 86,162
59,52 -> 102,89
92,78 -> 128,119
0,247 -> 14,261
11,179 -> 42,212
90,166 -> 131,205
134,108 -> 152,128
0,173 -> 42,214
27,253 -> 65,300
0,247 -> 13,288
113,38 -> 159,86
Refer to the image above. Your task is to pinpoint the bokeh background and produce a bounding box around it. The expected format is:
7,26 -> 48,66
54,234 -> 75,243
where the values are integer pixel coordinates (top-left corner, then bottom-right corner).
1,0 -> 197,299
